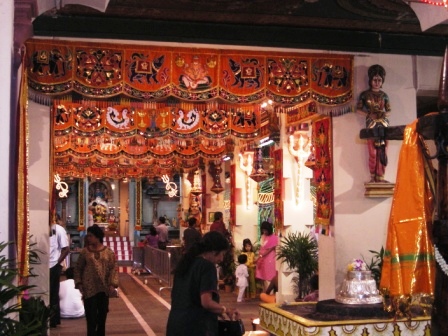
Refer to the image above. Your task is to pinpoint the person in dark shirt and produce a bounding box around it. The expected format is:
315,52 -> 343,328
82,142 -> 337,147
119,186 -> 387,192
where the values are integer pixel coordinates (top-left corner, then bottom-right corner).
167,231 -> 239,336
209,211 -> 228,236
183,217 -> 202,253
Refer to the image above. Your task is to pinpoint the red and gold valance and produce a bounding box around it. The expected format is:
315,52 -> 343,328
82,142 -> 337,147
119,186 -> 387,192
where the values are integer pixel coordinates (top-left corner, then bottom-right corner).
52,99 -> 266,179
26,39 -> 353,109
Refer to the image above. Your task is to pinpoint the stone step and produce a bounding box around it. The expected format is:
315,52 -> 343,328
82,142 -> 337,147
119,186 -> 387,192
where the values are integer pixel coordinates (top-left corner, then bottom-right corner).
103,236 -> 133,262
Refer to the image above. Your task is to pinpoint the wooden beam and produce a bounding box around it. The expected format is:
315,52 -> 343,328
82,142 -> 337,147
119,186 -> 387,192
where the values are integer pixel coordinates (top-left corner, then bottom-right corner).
359,125 -> 405,141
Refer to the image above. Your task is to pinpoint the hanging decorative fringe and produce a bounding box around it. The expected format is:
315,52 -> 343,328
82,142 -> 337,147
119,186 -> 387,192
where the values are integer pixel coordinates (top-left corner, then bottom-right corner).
26,39 -> 354,108
28,89 -> 54,106
315,101 -> 354,117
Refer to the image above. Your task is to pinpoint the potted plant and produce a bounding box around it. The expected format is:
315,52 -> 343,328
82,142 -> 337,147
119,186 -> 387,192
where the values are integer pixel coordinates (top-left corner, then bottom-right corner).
362,247 -> 384,288
220,247 -> 236,292
276,231 -> 318,299
0,241 -> 50,335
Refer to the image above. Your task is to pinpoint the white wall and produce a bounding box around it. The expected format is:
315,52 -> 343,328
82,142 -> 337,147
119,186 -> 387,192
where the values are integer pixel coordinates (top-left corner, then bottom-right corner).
28,101 -> 51,300
233,155 -> 260,251
0,0 -> 13,247
319,53 -> 443,300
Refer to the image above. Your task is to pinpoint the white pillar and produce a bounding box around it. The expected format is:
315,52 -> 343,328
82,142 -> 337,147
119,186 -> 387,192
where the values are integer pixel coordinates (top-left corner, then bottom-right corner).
0,0 -> 13,245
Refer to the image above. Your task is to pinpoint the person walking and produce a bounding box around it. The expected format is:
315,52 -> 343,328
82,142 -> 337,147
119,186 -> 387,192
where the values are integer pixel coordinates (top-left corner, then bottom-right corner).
166,231 -> 240,336
49,214 -> 70,328
74,224 -> 119,336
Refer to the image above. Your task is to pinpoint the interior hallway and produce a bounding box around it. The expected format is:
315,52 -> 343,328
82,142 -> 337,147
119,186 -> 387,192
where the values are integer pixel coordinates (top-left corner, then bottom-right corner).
50,270 -> 263,335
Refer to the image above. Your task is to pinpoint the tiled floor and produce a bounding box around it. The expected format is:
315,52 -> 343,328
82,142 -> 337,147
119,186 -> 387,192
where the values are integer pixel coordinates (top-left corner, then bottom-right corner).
50,269 -> 263,335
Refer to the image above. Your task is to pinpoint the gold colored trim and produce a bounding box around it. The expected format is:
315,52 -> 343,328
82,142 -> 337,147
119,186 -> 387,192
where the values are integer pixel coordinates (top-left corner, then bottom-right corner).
259,302 -> 430,331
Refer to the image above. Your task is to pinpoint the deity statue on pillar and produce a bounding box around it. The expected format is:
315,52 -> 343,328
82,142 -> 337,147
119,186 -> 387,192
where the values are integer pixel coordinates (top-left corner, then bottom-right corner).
187,195 -> 204,232
357,64 -> 391,183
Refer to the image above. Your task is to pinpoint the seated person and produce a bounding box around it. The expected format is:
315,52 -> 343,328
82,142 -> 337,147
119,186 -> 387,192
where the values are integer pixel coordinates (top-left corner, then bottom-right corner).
297,274 -> 319,302
259,272 -> 278,304
59,267 -> 84,318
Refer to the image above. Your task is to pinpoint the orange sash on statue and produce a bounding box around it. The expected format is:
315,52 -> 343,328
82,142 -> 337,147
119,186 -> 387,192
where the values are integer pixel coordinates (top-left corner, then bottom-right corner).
380,120 -> 435,297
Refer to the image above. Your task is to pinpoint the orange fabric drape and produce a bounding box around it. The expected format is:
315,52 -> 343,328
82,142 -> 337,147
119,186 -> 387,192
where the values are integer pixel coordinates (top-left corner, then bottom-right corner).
25,39 -> 353,109
17,51 -> 30,278
380,120 -> 435,296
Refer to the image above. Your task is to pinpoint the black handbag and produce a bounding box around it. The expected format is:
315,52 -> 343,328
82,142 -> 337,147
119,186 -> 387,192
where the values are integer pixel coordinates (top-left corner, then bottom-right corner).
218,319 -> 245,336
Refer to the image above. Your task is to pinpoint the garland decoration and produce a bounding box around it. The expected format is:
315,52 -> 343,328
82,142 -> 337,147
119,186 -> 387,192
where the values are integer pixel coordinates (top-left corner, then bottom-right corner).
434,244 -> 448,277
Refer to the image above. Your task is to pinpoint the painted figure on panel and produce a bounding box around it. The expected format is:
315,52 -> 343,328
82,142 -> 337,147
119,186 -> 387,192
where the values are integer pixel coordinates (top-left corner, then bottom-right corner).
179,55 -> 212,90
357,64 -> 391,183
188,197 -> 203,232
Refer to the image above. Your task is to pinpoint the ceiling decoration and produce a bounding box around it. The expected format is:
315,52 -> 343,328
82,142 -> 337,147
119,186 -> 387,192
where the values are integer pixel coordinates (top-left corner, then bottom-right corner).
407,0 -> 448,30
29,38 -> 353,179
51,100 -> 263,179
27,0 -> 448,56
25,39 -> 353,110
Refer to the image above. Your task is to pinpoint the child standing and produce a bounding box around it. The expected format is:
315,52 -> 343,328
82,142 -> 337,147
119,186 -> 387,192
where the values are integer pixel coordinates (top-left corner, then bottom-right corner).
241,238 -> 257,298
235,254 -> 249,303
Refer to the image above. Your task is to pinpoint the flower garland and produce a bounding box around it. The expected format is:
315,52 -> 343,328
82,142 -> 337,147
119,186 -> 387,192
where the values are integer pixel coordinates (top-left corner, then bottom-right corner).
434,245 -> 448,276
347,258 -> 367,271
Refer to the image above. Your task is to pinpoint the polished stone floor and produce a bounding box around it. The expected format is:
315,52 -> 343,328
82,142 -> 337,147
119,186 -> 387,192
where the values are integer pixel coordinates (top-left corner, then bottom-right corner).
50,270 -> 263,335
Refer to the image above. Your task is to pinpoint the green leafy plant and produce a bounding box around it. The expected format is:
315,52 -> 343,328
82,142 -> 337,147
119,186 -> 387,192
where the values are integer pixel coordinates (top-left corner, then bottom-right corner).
277,231 -> 318,299
362,247 -> 384,288
19,296 -> 51,336
221,249 -> 236,287
0,241 -> 50,336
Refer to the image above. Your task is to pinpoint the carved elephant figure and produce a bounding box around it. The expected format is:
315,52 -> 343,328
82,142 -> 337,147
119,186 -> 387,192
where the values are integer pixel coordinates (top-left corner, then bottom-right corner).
233,109 -> 257,128
228,58 -> 262,88
128,54 -> 165,84
316,64 -> 349,89
31,49 -> 68,77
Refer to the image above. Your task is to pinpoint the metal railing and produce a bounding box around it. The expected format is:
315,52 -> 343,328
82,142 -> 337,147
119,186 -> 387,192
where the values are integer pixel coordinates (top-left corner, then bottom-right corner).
132,246 -> 145,271
143,246 -> 172,293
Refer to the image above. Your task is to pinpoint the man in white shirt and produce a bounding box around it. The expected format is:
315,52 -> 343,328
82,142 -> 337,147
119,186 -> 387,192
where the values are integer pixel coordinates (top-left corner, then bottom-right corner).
59,267 -> 85,318
49,214 -> 70,328
156,216 -> 169,250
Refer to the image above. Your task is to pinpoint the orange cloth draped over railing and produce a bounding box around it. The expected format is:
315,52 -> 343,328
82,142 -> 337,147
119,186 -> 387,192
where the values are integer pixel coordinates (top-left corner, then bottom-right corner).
380,120 -> 435,296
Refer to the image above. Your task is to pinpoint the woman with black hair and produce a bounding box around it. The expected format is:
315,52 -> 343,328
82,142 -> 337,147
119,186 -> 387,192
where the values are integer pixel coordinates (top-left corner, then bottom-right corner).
74,224 -> 118,336
166,231 -> 240,336
255,221 -> 279,291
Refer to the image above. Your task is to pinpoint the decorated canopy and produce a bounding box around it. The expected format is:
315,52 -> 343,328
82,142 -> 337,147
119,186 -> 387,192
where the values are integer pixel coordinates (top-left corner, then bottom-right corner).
52,100 -> 267,178
25,39 -> 351,184
25,39 -> 353,111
